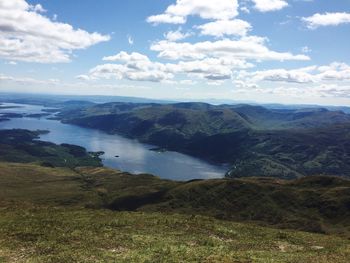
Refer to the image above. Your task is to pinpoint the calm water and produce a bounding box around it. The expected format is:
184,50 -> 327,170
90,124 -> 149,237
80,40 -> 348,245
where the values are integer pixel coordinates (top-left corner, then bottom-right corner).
0,103 -> 227,181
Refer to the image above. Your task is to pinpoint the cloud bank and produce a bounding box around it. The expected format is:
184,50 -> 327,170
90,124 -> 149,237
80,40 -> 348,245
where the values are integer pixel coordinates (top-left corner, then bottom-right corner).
0,0 -> 110,63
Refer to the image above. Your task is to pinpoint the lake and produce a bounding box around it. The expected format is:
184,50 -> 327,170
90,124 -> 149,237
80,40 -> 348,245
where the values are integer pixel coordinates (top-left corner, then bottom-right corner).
0,103 -> 227,181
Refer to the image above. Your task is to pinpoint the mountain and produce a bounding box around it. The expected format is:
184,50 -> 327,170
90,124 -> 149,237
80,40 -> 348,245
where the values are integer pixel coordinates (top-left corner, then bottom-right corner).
0,92 -> 175,105
55,102 -> 350,178
1,161 -> 350,236
2,190 -> 349,262
231,105 -> 350,129
0,131 -> 349,236
58,102 -> 350,131
0,130 -> 349,262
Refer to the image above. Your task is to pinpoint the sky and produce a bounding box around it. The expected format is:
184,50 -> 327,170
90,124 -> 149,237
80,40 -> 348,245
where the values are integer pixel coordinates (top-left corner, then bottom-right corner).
0,0 -> 350,106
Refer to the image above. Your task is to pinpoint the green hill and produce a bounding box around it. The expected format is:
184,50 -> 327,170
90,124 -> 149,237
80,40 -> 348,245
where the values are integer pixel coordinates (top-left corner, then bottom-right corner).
55,102 -> 350,178
0,162 -> 349,262
0,129 -> 349,262
0,129 -> 102,168
1,161 -> 349,236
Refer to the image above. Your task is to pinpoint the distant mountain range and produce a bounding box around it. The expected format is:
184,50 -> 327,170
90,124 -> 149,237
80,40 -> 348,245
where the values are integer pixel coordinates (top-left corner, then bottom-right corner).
1,92 -> 350,113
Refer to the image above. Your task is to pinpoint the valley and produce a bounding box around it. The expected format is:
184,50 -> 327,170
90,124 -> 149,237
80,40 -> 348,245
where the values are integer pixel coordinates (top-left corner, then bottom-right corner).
2,0 -> 349,261
0,103 -> 227,180
1,99 -> 350,262
53,101 -> 350,179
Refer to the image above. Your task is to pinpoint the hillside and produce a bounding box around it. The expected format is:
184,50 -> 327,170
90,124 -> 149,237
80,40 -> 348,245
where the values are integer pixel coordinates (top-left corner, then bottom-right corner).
0,130 -> 349,262
0,162 -> 349,262
55,102 -> 350,178
58,102 -> 350,133
0,129 -> 102,168
2,206 -> 349,263
3,206 -> 350,263
1,162 -> 349,236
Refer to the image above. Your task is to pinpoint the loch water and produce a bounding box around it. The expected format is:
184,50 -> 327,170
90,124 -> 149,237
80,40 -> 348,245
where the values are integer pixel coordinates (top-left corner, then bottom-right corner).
0,103 -> 227,181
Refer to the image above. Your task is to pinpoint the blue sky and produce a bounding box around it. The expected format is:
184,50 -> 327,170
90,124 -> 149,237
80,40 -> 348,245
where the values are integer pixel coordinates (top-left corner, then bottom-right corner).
0,0 -> 350,105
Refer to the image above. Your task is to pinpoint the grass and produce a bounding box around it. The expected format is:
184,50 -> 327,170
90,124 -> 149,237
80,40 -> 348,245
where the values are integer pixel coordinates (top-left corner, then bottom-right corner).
0,206 -> 349,262
0,162 -> 178,208
0,161 -> 349,262
1,162 -> 349,236
0,162 -> 91,207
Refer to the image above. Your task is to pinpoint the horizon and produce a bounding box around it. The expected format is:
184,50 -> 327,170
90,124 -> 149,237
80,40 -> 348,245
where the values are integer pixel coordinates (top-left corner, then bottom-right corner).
1,0 -> 350,106
2,90 -> 350,109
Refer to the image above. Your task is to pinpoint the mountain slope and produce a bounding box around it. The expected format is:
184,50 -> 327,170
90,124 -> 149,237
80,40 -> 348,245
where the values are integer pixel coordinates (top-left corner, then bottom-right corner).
1,161 -> 349,236
0,129 -> 102,168
55,102 -> 350,178
0,137 -> 349,262
2,205 -> 349,263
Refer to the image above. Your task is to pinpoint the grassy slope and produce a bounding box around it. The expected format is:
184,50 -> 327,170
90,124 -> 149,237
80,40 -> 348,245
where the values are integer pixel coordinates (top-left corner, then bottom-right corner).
0,162 -> 178,208
3,162 -> 349,234
0,154 -> 350,238
0,162 -> 349,262
107,175 -> 350,236
1,207 -> 349,263
2,162 -> 348,236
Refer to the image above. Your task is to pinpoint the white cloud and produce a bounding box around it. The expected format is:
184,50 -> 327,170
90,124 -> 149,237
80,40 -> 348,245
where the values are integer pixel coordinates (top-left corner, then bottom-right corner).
89,63 -> 173,83
89,52 -> 173,82
238,62 -> 350,85
251,0 -> 288,12
5,61 -> 17,65
147,0 -> 239,24
103,51 -> 150,63
76,75 -> 91,81
180,79 -> 197,85
251,68 -> 316,83
197,19 -> 251,37
127,35 -> 134,45
301,46 -> 311,53
179,58 -> 252,81
0,0 -> 110,63
151,37 -> 310,61
0,73 -> 155,95
83,51 -> 255,83
0,73 -> 59,85
314,84 -> 350,98
240,6 -> 250,14
164,28 -> 191,42
207,80 -> 225,86
0,74 -> 13,81
31,4 -> 46,13
302,12 -> 350,29
317,62 -> 350,81
168,57 -> 251,81
147,14 -> 185,25
318,62 -> 350,73
236,83 -> 350,100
